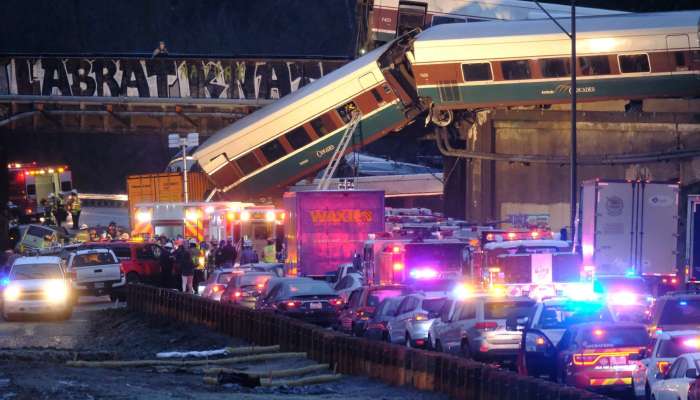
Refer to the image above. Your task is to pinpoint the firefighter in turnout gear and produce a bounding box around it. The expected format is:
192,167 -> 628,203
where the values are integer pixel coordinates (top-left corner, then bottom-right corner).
68,190 -> 82,229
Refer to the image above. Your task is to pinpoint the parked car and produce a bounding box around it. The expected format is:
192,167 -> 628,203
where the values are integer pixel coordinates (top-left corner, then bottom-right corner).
689,376 -> 700,400
517,297 -> 614,379
649,293 -> 700,337
221,271 -> 276,308
2,256 -> 74,320
429,294 -> 534,361
199,268 -> 237,301
633,330 -> 700,399
79,241 -> 166,286
255,276 -> 313,309
365,297 -> 405,341
334,273 -> 363,302
387,293 -> 447,348
337,284 -> 411,336
652,352 -> 700,400
262,279 -> 343,326
66,248 -> 125,298
553,322 -> 649,394
239,263 -> 284,277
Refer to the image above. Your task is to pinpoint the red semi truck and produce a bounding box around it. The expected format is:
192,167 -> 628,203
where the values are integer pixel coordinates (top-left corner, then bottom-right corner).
284,190 -> 385,278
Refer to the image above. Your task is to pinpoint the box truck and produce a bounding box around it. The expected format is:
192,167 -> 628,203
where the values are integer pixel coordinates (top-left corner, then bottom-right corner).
284,190 -> 385,278
686,195 -> 700,283
579,180 -> 679,292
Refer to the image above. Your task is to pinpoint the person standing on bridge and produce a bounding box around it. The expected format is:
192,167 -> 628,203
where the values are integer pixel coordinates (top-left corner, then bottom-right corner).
67,190 -> 82,229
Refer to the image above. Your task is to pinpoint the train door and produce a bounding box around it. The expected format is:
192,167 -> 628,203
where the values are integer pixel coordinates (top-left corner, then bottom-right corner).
665,34 -> 692,74
396,1 -> 427,36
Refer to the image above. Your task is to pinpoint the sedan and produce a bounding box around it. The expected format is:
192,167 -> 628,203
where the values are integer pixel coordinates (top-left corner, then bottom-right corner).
263,279 -> 343,326
221,272 -> 275,308
199,268 -> 237,301
652,352 -> 700,400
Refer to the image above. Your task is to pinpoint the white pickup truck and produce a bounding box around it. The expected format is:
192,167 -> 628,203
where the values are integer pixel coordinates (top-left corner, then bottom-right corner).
66,248 -> 125,297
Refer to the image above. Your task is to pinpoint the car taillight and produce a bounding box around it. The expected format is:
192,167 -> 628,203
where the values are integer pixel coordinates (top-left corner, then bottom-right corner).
280,300 -> 301,309
234,291 -> 241,298
119,264 -> 125,278
657,361 -> 670,374
69,270 -> 77,281
474,322 -> 498,330
329,298 -> 344,307
212,285 -> 222,293
413,313 -> 429,321
573,354 -> 599,366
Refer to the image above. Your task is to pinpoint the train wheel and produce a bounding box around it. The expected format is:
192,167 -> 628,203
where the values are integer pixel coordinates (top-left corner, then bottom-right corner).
431,109 -> 453,127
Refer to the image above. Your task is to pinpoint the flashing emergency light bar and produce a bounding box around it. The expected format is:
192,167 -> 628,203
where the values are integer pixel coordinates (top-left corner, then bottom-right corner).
482,230 -> 552,243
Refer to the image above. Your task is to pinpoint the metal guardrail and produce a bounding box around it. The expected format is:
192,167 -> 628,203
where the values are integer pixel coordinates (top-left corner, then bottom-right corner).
126,284 -> 612,400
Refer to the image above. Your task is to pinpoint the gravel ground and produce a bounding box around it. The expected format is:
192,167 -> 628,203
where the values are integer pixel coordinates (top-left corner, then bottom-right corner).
0,309 -> 448,400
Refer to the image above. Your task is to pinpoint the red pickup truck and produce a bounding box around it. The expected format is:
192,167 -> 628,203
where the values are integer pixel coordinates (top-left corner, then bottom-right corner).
79,241 -> 168,287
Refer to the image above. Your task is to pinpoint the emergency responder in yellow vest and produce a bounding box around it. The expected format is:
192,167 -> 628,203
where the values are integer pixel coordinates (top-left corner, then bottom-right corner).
47,193 -> 57,226
263,239 -> 276,263
75,224 -> 90,242
68,190 -> 82,229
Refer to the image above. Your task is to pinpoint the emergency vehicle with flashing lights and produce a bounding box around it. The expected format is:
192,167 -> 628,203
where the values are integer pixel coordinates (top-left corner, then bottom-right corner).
7,162 -> 72,222
472,230 -> 585,299
362,237 -> 470,286
131,202 -> 285,257
517,297 -> 615,379
552,322 -> 649,393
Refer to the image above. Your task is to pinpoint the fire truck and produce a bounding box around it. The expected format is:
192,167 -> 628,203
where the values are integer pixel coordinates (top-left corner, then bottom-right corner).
362,236 -> 470,285
132,202 -> 284,256
7,162 -> 72,222
471,230 -> 585,299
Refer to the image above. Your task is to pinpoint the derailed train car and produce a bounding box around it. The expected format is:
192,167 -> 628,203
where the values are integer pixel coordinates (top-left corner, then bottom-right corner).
194,11 -> 700,199
193,34 -> 423,200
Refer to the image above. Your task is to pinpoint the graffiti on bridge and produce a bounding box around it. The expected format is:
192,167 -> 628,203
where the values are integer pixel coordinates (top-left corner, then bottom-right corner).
0,57 -> 345,100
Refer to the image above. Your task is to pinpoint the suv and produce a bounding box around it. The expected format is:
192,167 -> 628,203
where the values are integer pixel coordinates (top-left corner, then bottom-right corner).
337,285 -> 411,336
428,294 -> 534,361
517,297 -> 614,379
649,292 -> 700,336
553,322 -> 648,393
80,241 -> 165,286
633,330 -> 700,399
387,293 -> 447,348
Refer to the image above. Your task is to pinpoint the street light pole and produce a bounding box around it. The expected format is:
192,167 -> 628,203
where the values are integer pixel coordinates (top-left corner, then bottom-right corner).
182,142 -> 189,203
533,1 -> 577,240
570,1 -> 577,242
168,132 -> 199,205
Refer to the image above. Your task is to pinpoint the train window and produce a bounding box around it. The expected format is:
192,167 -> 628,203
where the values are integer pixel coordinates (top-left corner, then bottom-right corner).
432,16 -> 465,26
619,54 -> 650,73
578,56 -> 611,76
236,152 -> 261,175
461,63 -> 492,82
260,139 -> 287,163
674,51 -> 687,68
286,127 -> 312,149
501,60 -> 531,80
370,89 -> 383,103
310,117 -> 330,137
467,18 -> 487,22
382,84 -> 393,94
336,101 -> 359,124
540,58 -> 570,78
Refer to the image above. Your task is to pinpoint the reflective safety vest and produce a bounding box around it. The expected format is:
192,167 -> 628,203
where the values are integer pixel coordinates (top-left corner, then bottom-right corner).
71,196 -> 81,212
263,244 -> 276,263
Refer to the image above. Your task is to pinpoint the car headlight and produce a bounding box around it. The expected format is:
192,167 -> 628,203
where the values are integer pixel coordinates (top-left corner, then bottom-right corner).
44,280 -> 68,303
3,285 -> 20,301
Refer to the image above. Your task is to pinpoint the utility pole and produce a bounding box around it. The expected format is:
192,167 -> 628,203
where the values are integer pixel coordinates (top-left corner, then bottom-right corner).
534,1 -> 577,240
168,132 -> 199,204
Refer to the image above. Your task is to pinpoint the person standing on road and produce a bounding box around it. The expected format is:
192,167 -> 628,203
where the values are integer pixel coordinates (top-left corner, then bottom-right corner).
175,241 -> 195,293
263,239 -> 276,263
221,240 -> 237,267
160,242 -> 175,289
214,240 -> 226,268
239,240 -> 259,264
54,193 -> 68,228
68,190 -> 81,229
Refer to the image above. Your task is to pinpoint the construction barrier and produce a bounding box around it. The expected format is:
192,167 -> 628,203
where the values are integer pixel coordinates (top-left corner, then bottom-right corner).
126,284 -> 612,400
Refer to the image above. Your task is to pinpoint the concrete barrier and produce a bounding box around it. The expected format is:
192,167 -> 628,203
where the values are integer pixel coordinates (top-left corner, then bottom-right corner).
126,284 -> 612,400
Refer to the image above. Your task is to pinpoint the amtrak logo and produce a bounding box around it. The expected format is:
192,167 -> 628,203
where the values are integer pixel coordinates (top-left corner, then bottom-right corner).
316,145 -> 335,158
541,85 -> 596,95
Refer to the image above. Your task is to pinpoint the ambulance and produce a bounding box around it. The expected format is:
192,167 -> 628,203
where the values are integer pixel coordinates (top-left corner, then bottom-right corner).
7,162 -> 72,222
